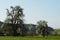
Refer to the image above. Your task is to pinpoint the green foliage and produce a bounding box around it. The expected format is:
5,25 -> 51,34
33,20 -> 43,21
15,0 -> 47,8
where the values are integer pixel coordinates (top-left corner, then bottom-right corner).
37,20 -> 48,27
1,6 -> 25,36
37,20 -> 49,36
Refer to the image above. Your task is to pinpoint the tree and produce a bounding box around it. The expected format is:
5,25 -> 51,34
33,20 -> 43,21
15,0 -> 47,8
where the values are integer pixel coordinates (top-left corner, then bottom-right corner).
2,6 -> 25,36
1,18 -> 13,36
37,20 -> 49,37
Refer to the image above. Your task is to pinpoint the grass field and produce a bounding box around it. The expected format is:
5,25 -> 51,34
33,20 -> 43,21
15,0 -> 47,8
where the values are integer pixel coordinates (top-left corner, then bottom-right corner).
0,36 -> 60,40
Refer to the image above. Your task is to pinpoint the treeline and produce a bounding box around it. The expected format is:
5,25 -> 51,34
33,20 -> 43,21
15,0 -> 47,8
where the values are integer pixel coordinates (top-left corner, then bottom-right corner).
0,6 -> 56,36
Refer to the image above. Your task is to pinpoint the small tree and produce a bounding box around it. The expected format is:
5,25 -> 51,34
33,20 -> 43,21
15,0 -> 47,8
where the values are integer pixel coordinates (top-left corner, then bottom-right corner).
37,20 -> 49,37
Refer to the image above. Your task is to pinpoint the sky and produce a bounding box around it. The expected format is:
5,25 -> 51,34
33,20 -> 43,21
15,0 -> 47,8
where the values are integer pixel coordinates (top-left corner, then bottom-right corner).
0,0 -> 60,29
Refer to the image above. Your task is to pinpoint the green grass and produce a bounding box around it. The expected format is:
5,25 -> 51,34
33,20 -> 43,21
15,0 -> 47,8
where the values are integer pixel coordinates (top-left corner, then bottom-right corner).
0,36 -> 60,40
55,29 -> 60,32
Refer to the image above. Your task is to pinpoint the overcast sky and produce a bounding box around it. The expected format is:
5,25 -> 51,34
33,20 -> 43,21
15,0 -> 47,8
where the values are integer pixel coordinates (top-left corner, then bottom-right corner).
0,0 -> 60,29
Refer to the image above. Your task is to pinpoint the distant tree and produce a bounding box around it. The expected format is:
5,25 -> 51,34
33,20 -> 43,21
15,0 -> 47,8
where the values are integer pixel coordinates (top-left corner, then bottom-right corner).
37,20 -> 49,37
2,6 -> 25,36
1,18 -> 12,35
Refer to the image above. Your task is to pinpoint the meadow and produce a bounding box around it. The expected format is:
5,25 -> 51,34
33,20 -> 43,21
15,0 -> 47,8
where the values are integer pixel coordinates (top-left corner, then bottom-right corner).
0,36 -> 60,40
